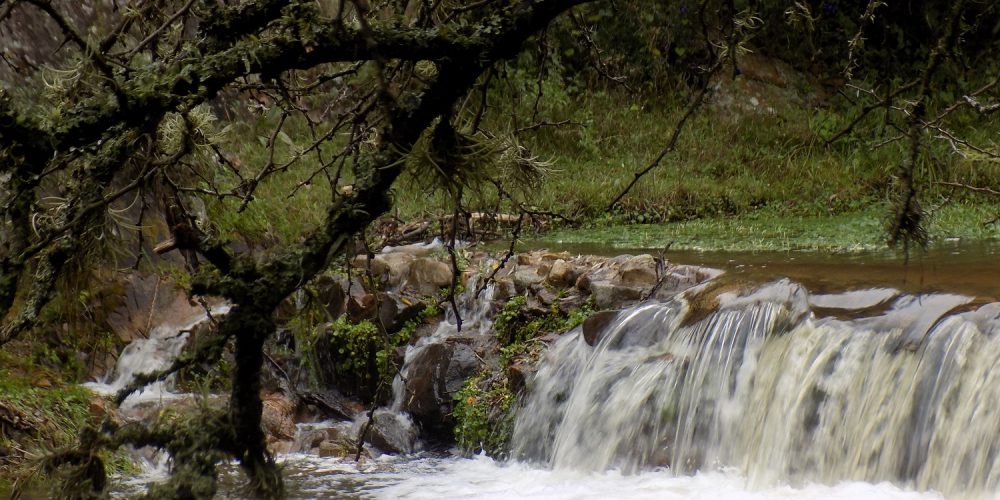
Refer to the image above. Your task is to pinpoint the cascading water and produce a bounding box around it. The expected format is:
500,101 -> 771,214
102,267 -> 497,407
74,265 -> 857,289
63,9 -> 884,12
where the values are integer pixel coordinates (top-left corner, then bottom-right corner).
85,304 -> 231,409
511,279 -> 1000,496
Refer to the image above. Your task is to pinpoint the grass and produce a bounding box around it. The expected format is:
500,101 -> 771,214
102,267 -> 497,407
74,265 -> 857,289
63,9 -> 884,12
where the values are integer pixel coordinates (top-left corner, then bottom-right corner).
196,72 -> 1000,254
530,204 -> 1000,253
0,347 -> 140,496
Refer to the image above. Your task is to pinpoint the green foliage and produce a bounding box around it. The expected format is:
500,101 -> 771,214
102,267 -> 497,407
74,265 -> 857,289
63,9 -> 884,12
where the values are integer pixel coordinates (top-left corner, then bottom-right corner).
285,294 -> 440,399
495,295 -> 591,347
326,317 -> 381,378
495,294 -> 592,368
452,372 -> 515,457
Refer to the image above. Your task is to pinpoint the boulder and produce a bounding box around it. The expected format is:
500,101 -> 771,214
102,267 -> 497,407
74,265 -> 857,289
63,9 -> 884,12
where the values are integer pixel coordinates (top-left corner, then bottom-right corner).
617,254 -> 659,287
374,252 -> 416,286
582,310 -> 619,346
591,281 -> 643,310
107,273 -> 205,344
407,258 -> 453,295
399,339 -> 482,434
262,391 -> 296,443
318,439 -> 353,458
545,259 -> 577,288
361,409 -> 419,453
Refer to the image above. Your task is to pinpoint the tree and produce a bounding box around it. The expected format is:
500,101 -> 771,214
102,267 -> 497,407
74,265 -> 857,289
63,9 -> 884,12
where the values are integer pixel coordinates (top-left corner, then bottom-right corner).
0,0 -> 595,496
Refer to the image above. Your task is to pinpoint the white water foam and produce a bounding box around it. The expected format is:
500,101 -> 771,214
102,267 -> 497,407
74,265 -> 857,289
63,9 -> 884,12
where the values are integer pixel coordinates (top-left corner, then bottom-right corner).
266,454 -> 947,500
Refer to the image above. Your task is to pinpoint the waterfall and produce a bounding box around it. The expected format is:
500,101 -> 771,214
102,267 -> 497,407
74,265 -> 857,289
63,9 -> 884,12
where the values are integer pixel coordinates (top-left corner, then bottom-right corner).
511,279 -> 1000,496
85,304 -> 230,409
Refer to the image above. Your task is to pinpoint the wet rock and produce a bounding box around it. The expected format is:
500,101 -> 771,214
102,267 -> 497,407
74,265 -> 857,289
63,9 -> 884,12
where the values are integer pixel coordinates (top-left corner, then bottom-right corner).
318,439 -> 353,458
361,409 -> 419,453
407,258 -> 453,295
507,361 -> 533,394
582,310 -> 619,346
591,281 -> 643,310
491,278 -> 516,303
617,254 -> 659,287
545,259 -> 577,288
400,339 -> 482,434
445,341 -> 480,396
649,265 -> 723,300
107,273 -> 205,344
297,389 -> 364,421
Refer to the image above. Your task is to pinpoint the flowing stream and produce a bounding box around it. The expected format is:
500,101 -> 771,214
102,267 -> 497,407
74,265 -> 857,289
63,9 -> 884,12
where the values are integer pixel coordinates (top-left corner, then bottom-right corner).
100,247 -> 1000,499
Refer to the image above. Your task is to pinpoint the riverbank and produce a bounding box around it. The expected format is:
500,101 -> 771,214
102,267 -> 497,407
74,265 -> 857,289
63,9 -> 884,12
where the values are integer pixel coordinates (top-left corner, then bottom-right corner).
528,204 -> 1000,254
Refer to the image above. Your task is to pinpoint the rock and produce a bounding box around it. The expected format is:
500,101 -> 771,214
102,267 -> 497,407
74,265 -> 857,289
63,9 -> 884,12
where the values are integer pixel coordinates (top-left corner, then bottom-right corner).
314,275 -> 346,318
535,287 -> 558,306
390,297 -> 426,331
575,273 -> 592,292
556,294 -> 586,315
407,258 -> 453,295
512,267 -> 543,292
444,341 -> 480,397
346,292 -> 397,326
399,339 -> 482,434
591,281 -> 643,310
107,273 -> 205,344
507,362 -> 532,394
375,252 -> 417,286
491,278 -> 516,304
618,254 -> 659,287
262,391 -> 296,442
299,429 -> 327,452
318,440 -> 353,458
361,409 -> 419,453
582,310 -> 619,346
545,259 -> 577,287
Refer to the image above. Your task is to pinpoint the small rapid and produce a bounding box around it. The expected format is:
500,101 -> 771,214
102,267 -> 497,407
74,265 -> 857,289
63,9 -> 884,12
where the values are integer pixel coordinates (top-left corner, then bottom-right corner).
512,279 -> 1000,496
94,247 -> 1000,499
85,303 -> 230,409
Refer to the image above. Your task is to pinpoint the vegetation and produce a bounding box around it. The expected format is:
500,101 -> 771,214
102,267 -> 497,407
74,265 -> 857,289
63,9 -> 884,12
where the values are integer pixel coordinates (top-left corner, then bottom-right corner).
534,204 -> 1000,253
453,371 -> 516,458
453,294 -> 591,457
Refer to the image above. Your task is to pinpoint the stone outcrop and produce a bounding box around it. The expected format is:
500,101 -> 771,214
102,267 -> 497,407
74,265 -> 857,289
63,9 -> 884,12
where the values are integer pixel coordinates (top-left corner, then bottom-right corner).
246,245 -> 721,456
398,338 -> 481,435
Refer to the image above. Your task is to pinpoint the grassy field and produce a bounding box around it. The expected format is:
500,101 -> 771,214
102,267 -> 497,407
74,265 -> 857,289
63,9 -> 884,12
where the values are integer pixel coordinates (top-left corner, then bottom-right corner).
204,79 -> 1000,253
530,204 -> 1000,253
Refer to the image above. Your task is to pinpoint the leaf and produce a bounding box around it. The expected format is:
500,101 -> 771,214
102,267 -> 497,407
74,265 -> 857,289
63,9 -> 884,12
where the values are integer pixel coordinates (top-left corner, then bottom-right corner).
278,130 -> 294,147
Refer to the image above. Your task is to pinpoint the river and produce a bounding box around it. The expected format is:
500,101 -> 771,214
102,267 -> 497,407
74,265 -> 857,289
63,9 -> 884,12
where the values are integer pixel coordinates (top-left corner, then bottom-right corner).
106,242 -> 1000,499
